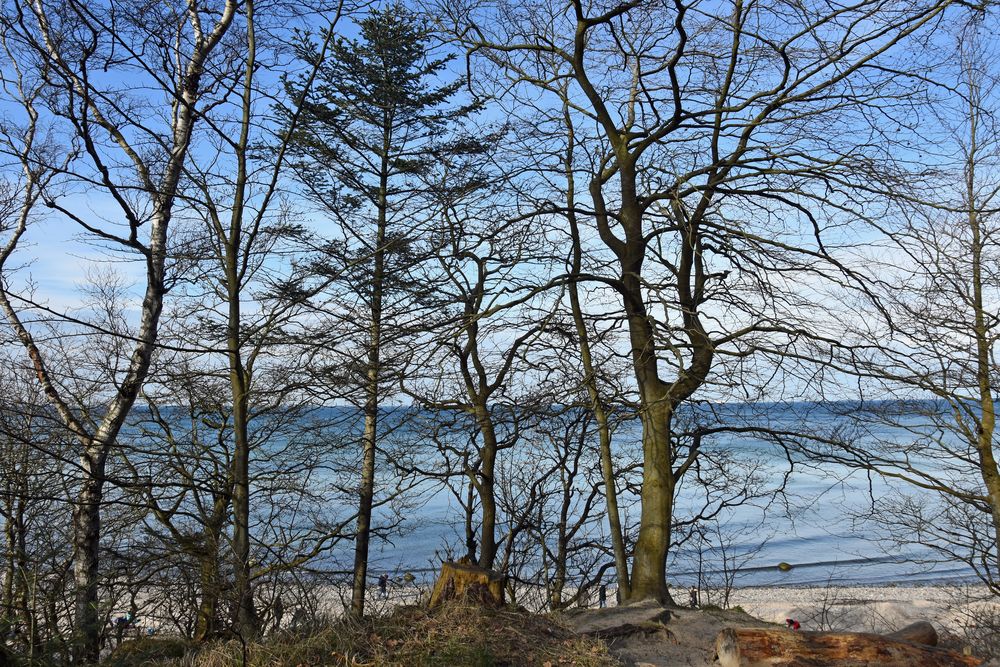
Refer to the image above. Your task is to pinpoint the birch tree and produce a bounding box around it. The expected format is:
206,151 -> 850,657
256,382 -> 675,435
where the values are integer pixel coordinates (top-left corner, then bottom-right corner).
0,0 -> 238,658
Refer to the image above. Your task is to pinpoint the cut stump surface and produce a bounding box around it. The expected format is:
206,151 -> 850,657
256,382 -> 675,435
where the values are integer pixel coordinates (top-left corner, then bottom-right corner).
428,561 -> 505,608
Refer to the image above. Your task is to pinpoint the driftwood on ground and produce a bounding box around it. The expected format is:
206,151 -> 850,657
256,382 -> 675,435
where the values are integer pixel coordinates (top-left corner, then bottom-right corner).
715,626 -> 982,667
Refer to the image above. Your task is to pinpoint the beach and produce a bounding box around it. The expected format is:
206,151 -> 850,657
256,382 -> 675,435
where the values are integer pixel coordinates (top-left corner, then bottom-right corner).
339,578 -> 1000,639
562,583 -> 1000,666
727,583 -> 997,634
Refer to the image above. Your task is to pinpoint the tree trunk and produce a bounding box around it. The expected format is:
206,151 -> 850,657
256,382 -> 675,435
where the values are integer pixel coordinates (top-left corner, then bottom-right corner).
350,394 -> 378,617
715,627 -> 982,667
230,377 -> 258,638
2,492 -> 14,629
616,203 -> 712,603
14,493 -> 34,649
227,0 -> 259,640
227,283 -> 258,641
475,404 -> 499,570
464,479 -> 477,560
562,109 -> 630,596
594,404 -> 630,598
592,176 -> 685,604
349,145 -> 388,618
194,547 -> 221,641
628,396 -> 676,603
966,99 -> 1000,593
72,449 -> 105,664
551,500 -> 569,609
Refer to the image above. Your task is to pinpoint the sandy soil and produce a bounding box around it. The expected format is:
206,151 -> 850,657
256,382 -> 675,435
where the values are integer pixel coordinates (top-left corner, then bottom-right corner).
562,599 -> 772,666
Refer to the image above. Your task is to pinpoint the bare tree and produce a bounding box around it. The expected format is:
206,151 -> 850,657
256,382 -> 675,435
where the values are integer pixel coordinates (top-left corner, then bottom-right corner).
167,0 -> 346,635
0,0 -> 239,658
813,15 -> 1000,595
0,366 -> 74,660
408,135 -> 565,572
497,404 -> 615,610
437,0 -> 978,602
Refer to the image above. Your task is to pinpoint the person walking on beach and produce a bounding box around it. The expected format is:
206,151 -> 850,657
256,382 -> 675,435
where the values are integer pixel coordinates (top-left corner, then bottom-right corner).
598,584 -> 607,608
378,573 -> 389,599
113,612 -> 133,646
688,586 -> 698,608
273,596 -> 284,633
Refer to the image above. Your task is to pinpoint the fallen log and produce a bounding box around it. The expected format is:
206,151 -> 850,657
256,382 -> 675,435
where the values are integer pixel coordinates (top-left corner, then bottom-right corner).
428,561 -> 505,608
715,627 -> 982,667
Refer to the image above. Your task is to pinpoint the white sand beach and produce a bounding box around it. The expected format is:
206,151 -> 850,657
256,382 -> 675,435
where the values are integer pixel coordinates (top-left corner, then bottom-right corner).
727,583 -> 999,637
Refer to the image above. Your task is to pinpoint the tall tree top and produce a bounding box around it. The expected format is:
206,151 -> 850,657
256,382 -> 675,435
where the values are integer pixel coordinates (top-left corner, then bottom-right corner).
288,2 -> 470,174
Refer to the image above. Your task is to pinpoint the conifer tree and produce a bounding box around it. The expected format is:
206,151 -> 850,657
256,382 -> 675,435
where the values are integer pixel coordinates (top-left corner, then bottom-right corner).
285,2 -> 476,616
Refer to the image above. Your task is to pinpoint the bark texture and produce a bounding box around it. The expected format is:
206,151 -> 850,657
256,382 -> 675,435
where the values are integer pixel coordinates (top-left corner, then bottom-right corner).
715,627 -> 981,667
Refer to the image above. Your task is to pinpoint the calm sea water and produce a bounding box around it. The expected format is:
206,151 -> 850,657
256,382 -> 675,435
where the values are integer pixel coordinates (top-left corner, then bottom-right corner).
354,401 -> 983,589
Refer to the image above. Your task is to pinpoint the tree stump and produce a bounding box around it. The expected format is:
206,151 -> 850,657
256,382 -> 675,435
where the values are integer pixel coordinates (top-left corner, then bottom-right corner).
428,561 -> 505,608
715,627 -> 982,667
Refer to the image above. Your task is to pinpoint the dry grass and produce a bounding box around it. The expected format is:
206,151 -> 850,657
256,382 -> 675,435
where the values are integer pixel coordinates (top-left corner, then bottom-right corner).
112,601 -> 620,667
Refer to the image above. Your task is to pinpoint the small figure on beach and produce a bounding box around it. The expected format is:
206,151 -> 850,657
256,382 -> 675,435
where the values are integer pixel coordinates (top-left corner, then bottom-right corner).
785,618 -> 801,631
378,573 -> 389,599
598,584 -> 607,608
113,611 -> 135,645
688,586 -> 698,609
466,537 -> 478,563
273,595 -> 284,633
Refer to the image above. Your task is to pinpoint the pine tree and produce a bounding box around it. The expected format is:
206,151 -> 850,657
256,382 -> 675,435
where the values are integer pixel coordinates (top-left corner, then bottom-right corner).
284,2 -> 478,617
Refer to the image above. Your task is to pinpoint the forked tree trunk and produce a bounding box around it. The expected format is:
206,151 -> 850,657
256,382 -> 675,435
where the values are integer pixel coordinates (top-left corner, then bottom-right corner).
612,199 -> 712,603
618,241 -> 684,603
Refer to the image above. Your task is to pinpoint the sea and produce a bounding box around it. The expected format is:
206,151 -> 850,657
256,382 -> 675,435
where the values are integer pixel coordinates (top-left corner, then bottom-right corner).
349,400 -> 988,590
